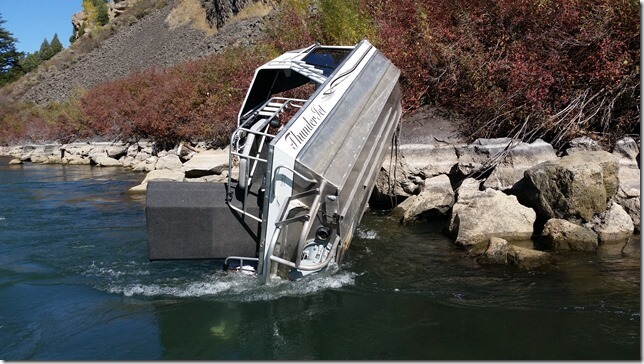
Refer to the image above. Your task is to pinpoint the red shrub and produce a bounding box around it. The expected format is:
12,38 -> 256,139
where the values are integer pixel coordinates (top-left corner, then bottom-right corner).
79,46 -> 272,147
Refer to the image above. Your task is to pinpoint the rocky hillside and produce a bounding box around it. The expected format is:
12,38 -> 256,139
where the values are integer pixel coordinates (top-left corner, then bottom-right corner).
19,0 -> 268,105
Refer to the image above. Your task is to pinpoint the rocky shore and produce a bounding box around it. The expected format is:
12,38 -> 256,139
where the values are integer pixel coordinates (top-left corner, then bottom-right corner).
1,130 -> 640,271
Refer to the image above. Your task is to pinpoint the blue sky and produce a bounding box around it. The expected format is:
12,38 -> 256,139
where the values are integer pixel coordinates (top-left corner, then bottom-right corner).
0,0 -> 83,54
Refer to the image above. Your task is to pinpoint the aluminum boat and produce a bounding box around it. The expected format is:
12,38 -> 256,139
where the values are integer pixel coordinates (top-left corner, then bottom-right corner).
146,39 -> 401,283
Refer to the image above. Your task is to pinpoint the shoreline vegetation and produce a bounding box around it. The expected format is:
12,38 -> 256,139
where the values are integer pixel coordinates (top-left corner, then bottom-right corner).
0,0 -> 639,151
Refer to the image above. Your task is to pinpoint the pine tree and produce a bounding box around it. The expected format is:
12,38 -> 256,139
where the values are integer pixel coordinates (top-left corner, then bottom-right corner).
39,38 -> 54,61
50,33 -> 63,54
95,0 -> 109,26
19,52 -> 41,73
0,14 -> 23,85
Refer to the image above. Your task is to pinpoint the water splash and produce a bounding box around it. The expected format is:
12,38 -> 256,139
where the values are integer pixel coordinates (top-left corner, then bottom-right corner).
105,269 -> 357,301
355,228 -> 378,239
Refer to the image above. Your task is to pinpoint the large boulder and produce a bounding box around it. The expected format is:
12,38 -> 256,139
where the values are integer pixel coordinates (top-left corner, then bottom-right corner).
133,156 -> 158,172
564,136 -> 604,155
105,145 -> 128,159
507,245 -> 555,270
63,155 -> 91,165
61,143 -> 94,160
371,154 -> 419,208
91,154 -> 122,167
449,187 -> 536,247
618,197 -> 640,233
613,137 -> 640,202
155,154 -> 183,171
469,237 -> 511,265
454,138 -> 556,182
468,237 -> 554,269
182,149 -> 229,178
455,138 -> 517,176
589,202 -> 635,243
400,143 -> 459,179
519,151 -> 618,224
541,218 -> 598,251
482,139 -> 558,190
128,169 -> 185,194
390,174 -> 455,224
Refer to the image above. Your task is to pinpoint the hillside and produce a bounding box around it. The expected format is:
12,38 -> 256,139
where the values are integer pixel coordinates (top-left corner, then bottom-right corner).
16,0 -> 267,105
0,0 -> 639,149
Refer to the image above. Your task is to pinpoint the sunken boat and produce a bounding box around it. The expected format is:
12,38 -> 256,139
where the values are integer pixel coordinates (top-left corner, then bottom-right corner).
146,39 -> 402,283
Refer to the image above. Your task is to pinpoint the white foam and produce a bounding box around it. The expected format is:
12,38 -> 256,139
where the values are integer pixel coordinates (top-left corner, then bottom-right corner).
107,270 -> 357,301
356,228 -> 378,239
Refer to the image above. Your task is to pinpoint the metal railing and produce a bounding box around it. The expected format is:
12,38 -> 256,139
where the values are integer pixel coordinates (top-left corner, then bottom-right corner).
226,98 -> 305,223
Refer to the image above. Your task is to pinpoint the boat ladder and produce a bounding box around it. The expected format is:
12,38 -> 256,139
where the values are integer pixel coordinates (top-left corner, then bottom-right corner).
226,97 -> 305,223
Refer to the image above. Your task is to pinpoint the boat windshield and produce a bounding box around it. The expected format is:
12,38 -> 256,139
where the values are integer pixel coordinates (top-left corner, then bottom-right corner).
302,48 -> 352,77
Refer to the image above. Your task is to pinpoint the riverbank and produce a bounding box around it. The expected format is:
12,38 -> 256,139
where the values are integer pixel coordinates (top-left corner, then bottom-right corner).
1,129 -> 640,271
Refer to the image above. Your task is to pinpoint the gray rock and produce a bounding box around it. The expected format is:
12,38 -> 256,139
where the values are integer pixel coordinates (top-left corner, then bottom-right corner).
371,157 -> 418,208
520,151 -> 619,223
92,154 -> 123,167
469,237 -> 554,269
128,169 -> 185,194
565,136 -> 604,155
391,174 -> 454,224
617,165 -> 641,199
482,139 -> 558,190
507,245 -> 555,270
591,202 -> 635,243
121,155 -> 138,168
400,143 -> 459,178
135,151 -> 152,162
105,145 -> 128,159
61,143 -> 94,157
611,137 -> 641,201
449,188 -> 536,247
541,218 -> 598,251
612,137 -> 639,162
43,156 -> 63,164
8,158 -> 22,165
469,237 -> 511,265
185,173 -> 229,183
182,149 -> 229,178
455,177 -> 483,200
133,157 -> 158,172
63,155 -> 91,165
617,197 -> 640,233
155,154 -> 183,171
29,148 -> 51,163
126,143 -> 139,157
19,150 -> 33,161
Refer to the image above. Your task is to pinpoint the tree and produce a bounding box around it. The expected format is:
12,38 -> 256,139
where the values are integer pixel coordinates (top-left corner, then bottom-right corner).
18,52 -> 41,73
95,0 -> 110,26
39,38 -> 54,61
50,33 -> 63,54
0,13 -> 23,85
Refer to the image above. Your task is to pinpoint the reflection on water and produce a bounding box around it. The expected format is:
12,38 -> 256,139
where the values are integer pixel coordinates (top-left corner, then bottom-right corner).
0,158 -> 639,360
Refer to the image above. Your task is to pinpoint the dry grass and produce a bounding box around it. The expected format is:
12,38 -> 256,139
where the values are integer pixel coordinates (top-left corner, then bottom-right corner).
166,0 -> 216,36
231,1 -> 273,22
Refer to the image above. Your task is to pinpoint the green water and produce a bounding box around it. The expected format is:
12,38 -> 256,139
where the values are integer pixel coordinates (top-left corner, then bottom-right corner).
0,158 -> 639,360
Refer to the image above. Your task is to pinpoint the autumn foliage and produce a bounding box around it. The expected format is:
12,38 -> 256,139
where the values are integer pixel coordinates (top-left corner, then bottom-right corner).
78,46 -> 271,146
0,0 -> 640,149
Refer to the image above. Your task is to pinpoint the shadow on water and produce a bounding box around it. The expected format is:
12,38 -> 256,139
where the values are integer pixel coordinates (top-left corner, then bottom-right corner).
0,159 -> 639,360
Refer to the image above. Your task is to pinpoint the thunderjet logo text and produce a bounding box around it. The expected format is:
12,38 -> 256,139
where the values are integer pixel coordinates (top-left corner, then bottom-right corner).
284,105 -> 327,151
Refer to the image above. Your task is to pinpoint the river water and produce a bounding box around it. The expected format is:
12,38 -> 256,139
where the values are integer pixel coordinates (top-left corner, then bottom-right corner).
0,157 -> 639,360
